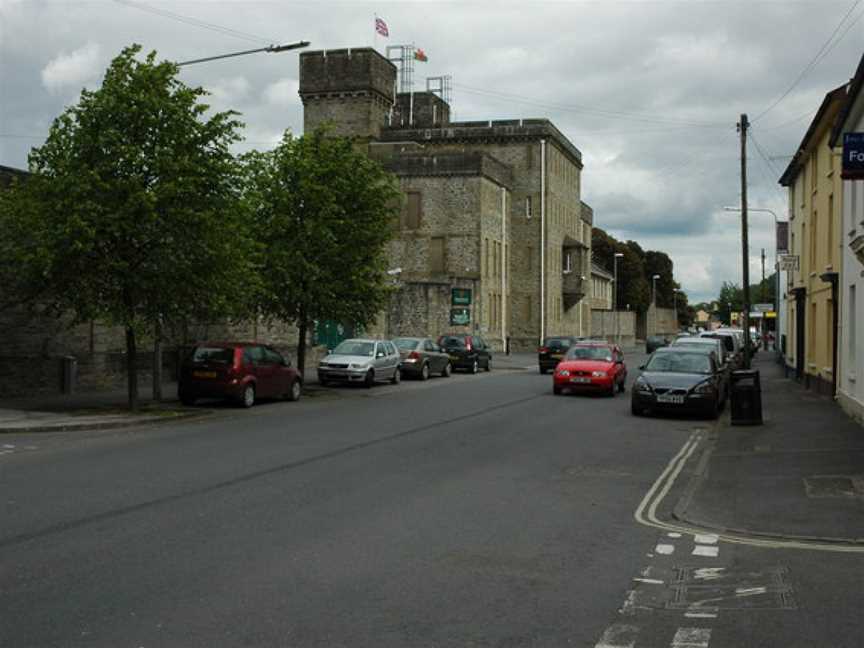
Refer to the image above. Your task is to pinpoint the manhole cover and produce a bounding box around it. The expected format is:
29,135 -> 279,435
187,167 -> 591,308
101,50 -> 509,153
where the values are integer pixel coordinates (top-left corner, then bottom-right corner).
667,566 -> 796,611
804,475 -> 864,498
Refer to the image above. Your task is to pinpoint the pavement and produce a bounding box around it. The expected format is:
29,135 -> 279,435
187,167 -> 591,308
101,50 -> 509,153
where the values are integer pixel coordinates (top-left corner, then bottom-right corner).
673,350 -> 864,544
0,352 -> 544,433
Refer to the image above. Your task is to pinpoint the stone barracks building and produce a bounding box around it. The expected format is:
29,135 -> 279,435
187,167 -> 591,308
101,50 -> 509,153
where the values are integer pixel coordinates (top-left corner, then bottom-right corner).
299,47 -> 593,352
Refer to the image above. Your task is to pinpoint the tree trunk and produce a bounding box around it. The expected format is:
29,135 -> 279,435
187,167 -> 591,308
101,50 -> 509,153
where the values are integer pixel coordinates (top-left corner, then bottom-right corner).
296,315 -> 308,375
126,325 -> 139,411
152,320 -> 162,402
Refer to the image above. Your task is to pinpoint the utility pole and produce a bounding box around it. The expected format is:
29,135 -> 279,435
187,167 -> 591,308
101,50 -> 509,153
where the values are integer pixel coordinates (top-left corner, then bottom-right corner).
761,248 -> 768,350
738,114 -> 752,369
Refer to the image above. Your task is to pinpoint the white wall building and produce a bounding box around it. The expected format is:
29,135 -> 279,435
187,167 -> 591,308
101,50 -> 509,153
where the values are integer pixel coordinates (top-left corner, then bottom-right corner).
830,53 -> 864,424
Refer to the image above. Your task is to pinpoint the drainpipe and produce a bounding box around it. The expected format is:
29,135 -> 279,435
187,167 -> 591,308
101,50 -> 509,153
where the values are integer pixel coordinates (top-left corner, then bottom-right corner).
540,139 -> 546,345
501,187 -> 507,349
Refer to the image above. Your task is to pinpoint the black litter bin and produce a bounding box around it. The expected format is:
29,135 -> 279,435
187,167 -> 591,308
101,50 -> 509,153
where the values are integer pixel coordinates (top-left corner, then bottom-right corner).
730,369 -> 762,425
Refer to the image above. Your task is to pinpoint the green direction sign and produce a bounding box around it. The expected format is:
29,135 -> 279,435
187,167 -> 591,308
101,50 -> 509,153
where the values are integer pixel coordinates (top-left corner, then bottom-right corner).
450,307 -> 471,326
452,288 -> 472,306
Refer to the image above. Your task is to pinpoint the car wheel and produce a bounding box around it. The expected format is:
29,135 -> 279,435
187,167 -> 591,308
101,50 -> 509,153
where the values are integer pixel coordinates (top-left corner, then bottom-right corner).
631,402 -> 642,416
319,377 -> 328,387
540,367 -> 547,375
553,385 -> 562,395
618,379 -> 626,393
608,383 -> 616,398
442,362 -> 452,377
420,363 -> 430,381
240,384 -> 255,408
287,379 -> 301,402
391,368 -> 401,385
484,357 -> 491,372
471,359 -> 479,374
179,392 -> 196,407
364,370 -> 375,388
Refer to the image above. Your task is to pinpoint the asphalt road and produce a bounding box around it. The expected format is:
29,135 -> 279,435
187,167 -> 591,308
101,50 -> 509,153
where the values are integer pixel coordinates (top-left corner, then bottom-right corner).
1,354 -> 862,647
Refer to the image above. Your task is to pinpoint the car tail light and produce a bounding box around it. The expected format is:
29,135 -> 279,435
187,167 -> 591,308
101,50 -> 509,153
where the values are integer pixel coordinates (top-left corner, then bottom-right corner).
465,338 -> 473,351
539,346 -> 548,353
408,351 -> 421,360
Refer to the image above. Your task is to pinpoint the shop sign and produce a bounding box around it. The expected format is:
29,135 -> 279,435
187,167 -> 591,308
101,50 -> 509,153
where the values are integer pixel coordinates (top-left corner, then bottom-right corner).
451,288 -> 472,306
842,132 -> 864,180
450,308 -> 471,326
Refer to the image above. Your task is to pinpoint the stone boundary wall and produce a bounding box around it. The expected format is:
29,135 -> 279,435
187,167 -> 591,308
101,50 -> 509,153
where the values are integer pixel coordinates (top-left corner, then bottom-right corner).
590,310 -> 636,347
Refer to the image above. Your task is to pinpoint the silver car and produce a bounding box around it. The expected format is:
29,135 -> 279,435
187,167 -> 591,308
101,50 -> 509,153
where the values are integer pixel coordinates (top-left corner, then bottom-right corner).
318,338 -> 402,388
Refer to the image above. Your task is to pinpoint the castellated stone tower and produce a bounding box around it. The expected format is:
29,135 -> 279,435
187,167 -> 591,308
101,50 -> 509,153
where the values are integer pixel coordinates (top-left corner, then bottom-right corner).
299,48 -> 396,141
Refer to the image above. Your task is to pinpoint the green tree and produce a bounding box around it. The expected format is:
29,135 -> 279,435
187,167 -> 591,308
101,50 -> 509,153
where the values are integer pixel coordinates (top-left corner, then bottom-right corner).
645,250 -> 675,308
242,128 -> 401,374
0,45 -> 255,409
717,281 -> 743,325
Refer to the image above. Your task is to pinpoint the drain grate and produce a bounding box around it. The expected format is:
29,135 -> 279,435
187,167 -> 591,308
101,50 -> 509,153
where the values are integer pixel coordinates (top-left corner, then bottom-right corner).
804,475 -> 864,498
667,566 -> 796,611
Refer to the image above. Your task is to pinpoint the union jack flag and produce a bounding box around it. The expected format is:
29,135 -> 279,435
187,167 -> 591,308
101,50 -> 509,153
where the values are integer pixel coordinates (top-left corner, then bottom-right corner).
375,17 -> 389,37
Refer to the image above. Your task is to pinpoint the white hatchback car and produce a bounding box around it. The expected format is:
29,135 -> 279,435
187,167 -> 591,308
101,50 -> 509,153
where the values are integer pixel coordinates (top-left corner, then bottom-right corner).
318,338 -> 402,387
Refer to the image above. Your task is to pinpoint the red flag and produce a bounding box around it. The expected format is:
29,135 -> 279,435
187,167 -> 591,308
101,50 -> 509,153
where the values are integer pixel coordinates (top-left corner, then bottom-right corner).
375,17 -> 389,37
414,48 -> 428,62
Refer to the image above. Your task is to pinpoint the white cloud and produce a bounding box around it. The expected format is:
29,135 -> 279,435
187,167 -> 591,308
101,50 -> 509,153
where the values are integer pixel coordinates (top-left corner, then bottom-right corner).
207,76 -> 251,105
40,42 -> 102,94
263,78 -> 300,107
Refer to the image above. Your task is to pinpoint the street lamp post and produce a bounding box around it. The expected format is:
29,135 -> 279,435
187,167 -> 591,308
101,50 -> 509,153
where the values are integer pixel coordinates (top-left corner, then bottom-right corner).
723,206 -> 785,356
176,40 -> 310,67
613,252 -> 624,346
651,274 -> 660,336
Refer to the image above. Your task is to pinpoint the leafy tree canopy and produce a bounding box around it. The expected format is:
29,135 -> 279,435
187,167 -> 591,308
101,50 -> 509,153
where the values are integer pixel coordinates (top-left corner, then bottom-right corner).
0,45 -> 256,408
242,127 -> 401,372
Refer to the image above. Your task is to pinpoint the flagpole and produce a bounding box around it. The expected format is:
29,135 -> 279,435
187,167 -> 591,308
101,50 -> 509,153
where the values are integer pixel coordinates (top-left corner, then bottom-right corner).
374,13 -> 378,52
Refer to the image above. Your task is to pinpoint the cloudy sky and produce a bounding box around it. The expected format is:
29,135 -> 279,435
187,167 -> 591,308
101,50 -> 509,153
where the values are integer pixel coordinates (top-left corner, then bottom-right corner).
1,0 -> 862,303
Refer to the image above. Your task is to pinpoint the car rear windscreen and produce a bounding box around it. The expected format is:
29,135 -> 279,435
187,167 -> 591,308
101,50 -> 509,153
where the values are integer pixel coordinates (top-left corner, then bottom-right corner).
544,337 -> 572,350
192,347 -> 234,364
440,336 -> 466,348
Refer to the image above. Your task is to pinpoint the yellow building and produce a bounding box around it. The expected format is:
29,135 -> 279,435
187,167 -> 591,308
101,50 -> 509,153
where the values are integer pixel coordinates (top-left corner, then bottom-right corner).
780,85 -> 845,394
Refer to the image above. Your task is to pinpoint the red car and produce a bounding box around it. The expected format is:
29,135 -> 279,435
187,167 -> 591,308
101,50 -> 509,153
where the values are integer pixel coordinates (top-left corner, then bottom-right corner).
552,343 -> 627,396
178,342 -> 303,408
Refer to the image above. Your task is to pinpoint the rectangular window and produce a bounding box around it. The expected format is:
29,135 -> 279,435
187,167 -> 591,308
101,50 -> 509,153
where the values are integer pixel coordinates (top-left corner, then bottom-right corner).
812,155 -> 818,191
810,211 -> 818,269
525,195 -> 533,219
430,237 -> 445,273
827,194 -> 834,265
850,286 -> 857,361
484,239 -> 489,277
404,192 -> 422,229
564,252 -> 572,273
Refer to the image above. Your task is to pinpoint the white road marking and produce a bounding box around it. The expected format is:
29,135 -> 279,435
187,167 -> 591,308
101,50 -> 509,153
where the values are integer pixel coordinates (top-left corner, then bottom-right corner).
2,444 -> 15,449
694,534 -> 718,544
684,612 -> 718,619
735,587 -> 768,597
670,627 -> 711,648
655,543 -> 675,555
633,577 -> 664,584
667,532 -> 682,538
594,623 -> 639,648
693,567 -> 725,580
692,545 -> 719,557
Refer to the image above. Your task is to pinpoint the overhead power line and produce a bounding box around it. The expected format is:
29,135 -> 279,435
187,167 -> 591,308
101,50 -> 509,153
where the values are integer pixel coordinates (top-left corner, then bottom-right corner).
753,0 -> 863,122
112,0 -> 276,45
453,83 -> 728,129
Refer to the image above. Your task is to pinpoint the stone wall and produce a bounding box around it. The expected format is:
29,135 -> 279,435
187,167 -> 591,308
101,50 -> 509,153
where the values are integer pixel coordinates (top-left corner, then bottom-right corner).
590,310 -> 637,347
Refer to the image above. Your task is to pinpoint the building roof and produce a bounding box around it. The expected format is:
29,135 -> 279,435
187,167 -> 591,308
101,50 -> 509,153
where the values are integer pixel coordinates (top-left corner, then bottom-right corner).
830,52 -> 864,147
380,118 -> 583,169
779,84 -> 847,186
381,152 -> 514,189
591,262 -> 613,279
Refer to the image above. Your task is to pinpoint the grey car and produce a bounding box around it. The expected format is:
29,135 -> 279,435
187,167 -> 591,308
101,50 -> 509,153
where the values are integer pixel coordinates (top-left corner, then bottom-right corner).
318,338 -> 402,388
393,337 -> 452,379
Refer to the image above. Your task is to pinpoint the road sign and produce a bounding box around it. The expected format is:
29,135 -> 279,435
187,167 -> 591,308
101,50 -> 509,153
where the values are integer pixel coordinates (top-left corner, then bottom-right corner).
451,288 -> 472,306
842,132 -> 864,180
778,254 -> 799,271
450,307 -> 470,326
754,303 -> 773,312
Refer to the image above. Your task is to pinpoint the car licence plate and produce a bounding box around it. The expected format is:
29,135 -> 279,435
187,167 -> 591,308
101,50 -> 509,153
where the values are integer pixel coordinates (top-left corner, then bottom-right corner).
550,353 -> 563,359
193,370 -> 217,378
449,355 -> 460,361
570,377 -> 591,384
656,394 -> 685,404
